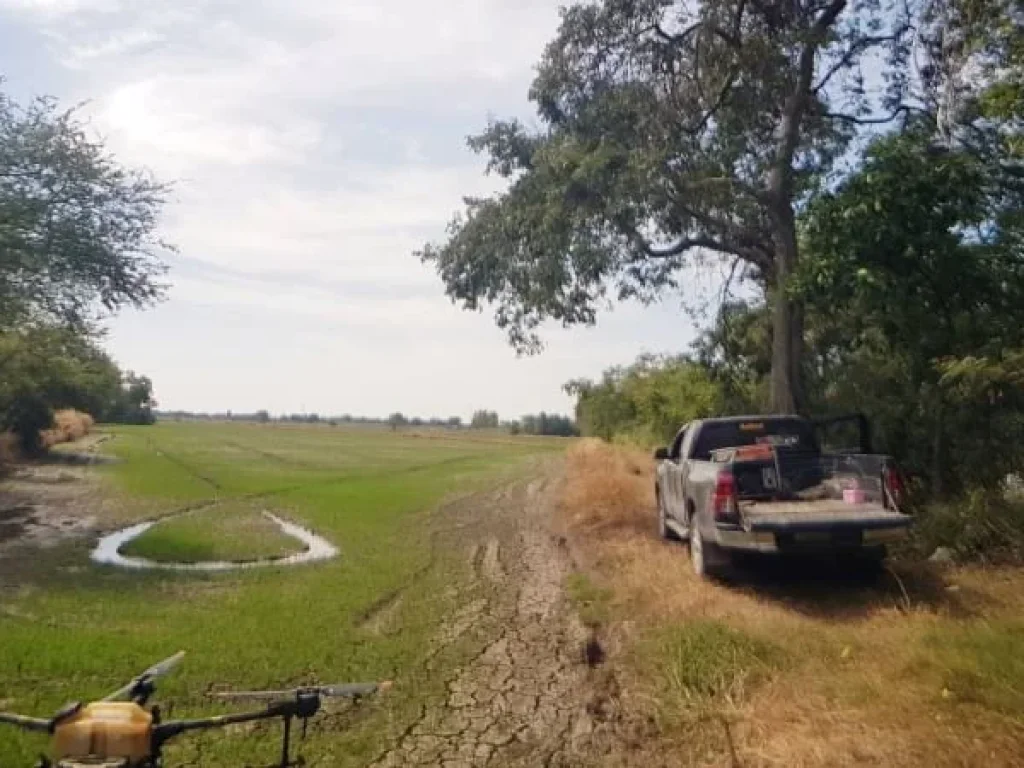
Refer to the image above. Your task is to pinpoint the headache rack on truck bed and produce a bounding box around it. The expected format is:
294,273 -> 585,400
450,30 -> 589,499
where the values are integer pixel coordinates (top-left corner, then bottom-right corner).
709,443 -> 902,511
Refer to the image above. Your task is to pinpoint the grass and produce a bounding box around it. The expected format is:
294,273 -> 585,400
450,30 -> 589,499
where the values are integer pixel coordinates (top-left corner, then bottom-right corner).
648,621 -> 784,712
565,571 -> 613,629
916,620 -> 1024,714
0,421 -> 563,767
120,501 -> 304,563
557,438 -> 1024,767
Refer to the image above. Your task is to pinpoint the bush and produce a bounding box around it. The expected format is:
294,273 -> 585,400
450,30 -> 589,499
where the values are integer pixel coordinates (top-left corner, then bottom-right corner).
908,489 -> 1024,564
3,393 -> 53,455
567,354 -> 727,445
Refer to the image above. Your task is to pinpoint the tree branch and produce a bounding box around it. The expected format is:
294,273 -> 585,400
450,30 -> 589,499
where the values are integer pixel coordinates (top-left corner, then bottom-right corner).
767,0 -> 848,206
654,21 -> 701,45
813,29 -> 911,92
691,68 -> 740,134
719,255 -> 744,308
616,219 -> 747,261
823,105 -> 915,124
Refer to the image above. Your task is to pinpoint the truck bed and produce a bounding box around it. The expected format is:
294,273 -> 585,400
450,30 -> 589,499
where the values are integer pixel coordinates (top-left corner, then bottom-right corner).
740,499 -> 912,532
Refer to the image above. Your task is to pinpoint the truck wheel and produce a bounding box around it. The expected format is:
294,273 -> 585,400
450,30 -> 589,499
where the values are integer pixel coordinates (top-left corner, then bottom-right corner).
689,515 -> 725,579
657,488 -> 680,541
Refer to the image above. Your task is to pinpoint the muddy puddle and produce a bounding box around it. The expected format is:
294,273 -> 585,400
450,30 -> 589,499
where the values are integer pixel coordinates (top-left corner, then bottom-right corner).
91,512 -> 338,571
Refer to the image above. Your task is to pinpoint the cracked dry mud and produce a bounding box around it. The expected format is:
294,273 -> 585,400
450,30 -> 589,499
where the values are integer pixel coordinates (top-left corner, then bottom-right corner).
374,471 -> 609,768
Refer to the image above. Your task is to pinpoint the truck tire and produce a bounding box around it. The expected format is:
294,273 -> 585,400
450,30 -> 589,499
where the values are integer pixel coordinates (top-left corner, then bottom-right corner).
657,488 -> 681,541
689,513 -> 726,579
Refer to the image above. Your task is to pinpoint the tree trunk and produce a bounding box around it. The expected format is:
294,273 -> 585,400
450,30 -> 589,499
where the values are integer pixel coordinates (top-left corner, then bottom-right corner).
761,1 -> 846,415
769,213 -> 805,415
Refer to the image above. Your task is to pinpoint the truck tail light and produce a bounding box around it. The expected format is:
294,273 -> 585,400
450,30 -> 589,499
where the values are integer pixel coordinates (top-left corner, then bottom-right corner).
712,470 -> 740,524
884,465 -> 905,508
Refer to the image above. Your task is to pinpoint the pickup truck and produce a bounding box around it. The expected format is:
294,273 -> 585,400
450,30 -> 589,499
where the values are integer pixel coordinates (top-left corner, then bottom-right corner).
654,415 -> 912,578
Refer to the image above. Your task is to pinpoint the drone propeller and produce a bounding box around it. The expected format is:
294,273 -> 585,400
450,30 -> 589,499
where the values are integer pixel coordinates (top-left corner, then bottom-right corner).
102,651 -> 186,703
210,681 -> 391,702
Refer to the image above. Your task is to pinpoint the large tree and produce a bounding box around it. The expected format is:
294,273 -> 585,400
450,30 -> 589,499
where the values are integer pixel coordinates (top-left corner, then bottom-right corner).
421,0 -> 916,413
1,89 -> 170,333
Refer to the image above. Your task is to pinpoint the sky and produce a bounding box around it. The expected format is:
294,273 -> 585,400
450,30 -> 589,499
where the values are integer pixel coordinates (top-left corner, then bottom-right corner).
0,0 -> 726,421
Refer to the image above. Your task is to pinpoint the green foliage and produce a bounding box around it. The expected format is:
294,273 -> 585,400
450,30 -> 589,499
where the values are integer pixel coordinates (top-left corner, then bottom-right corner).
797,131 -> 1024,493
0,89 -> 170,331
0,326 -> 158,451
942,0 -> 1024,156
105,372 -> 157,425
1,392 -> 53,454
910,491 -> 1024,563
0,85 -> 167,451
694,301 -> 771,414
421,0 -> 916,411
567,354 -> 727,445
387,412 -> 407,431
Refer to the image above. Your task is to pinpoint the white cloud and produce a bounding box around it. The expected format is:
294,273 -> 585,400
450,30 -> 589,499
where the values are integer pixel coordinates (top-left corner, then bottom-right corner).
0,0 -> 119,15
1,0 -> 713,417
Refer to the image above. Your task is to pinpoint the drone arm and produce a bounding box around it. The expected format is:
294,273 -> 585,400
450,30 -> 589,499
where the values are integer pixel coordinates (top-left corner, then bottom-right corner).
0,712 -> 51,733
153,703 -> 293,745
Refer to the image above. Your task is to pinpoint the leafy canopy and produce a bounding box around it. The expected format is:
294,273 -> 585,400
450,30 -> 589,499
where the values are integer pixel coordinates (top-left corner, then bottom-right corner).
421,0 -> 916,353
0,89 -> 170,331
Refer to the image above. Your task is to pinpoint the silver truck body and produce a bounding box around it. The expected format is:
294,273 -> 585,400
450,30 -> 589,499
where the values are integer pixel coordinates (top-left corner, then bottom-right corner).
655,416 -> 912,576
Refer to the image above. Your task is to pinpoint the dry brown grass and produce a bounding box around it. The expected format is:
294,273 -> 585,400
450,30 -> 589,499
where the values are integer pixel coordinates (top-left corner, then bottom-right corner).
560,438 -> 654,536
558,440 -> 1024,767
40,409 -> 94,448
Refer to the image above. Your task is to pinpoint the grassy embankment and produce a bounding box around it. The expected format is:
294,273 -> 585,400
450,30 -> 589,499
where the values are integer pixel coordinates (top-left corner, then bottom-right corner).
120,500 -> 303,563
0,421 -> 562,767
559,439 -> 1024,767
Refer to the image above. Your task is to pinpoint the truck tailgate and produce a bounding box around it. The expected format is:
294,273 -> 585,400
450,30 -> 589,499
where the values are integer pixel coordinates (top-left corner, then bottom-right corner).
741,499 -> 912,533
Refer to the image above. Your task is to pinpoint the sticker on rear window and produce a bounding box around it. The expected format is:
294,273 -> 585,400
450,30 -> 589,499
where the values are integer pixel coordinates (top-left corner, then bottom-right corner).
756,435 -> 800,446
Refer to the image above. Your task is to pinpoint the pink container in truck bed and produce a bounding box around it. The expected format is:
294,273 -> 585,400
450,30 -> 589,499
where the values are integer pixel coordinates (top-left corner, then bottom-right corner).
843,488 -> 867,504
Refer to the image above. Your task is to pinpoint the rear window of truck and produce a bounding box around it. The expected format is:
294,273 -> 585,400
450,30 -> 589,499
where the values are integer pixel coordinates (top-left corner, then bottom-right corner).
692,419 -> 818,461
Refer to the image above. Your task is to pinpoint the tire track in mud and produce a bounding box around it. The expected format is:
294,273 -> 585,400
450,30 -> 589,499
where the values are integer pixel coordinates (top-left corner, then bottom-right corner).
145,437 -> 222,490
374,472 -> 610,767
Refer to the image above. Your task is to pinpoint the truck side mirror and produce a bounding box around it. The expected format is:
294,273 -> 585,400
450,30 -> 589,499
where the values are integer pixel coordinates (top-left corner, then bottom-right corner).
653,447 -> 669,461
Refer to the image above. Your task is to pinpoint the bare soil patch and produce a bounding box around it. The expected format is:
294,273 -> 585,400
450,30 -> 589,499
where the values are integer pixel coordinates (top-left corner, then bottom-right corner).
373,465 -> 628,767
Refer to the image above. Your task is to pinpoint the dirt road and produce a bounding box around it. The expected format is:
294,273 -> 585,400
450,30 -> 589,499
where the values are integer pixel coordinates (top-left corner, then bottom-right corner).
373,468 -> 621,767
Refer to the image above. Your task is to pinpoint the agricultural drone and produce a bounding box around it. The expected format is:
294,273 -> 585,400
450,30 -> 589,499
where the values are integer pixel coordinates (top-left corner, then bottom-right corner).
0,652 -> 390,767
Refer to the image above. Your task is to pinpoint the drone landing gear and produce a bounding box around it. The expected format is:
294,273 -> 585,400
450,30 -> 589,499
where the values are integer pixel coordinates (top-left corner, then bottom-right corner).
280,714 -> 293,768
277,690 -> 319,767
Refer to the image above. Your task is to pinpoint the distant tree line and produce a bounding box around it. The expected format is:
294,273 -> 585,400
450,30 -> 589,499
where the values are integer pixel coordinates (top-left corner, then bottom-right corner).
158,408 -> 578,437
470,410 -> 500,429
507,413 -> 578,437
159,410 -> 467,430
